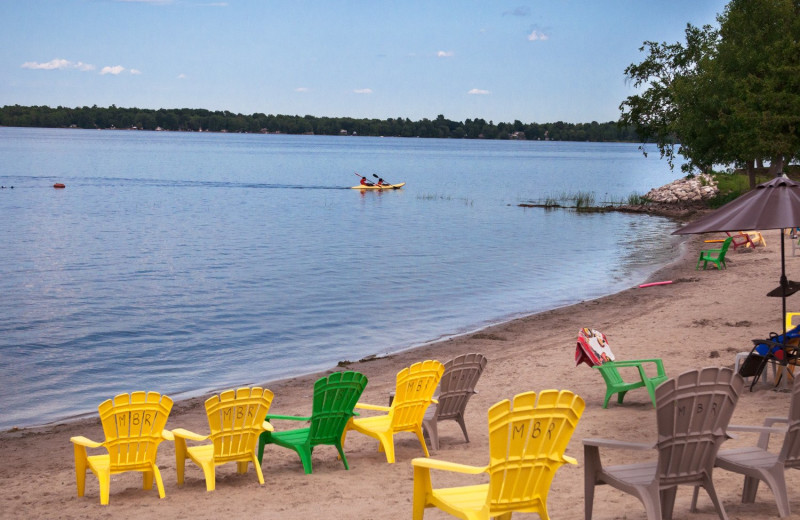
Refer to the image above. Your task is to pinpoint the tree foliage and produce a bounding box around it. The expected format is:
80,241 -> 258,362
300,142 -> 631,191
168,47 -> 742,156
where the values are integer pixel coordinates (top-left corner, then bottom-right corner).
0,104 -> 640,143
620,0 -> 800,186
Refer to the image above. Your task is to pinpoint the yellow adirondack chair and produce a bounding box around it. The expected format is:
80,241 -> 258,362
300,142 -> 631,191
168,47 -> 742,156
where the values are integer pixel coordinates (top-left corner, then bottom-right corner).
412,390 -> 585,520
342,360 -> 444,463
172,387 -> 274,491
70,391 -> 174,505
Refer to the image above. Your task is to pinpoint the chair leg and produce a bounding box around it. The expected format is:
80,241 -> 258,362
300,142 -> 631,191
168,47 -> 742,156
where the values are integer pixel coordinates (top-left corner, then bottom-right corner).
456,415 -> 470,443
423,419 -> 439,451
660,486 -> 677,520
200,460 -> 216,491
297,446 -> 314,474
73,445 -> 87,497
97,467 -> 111,506
414,427 -> 430,458
412,465 -> 432,520
236,461 -> 248,474
584,445 -> 600,520
251,454 -> 265,485
742,475 -> 760,503
143,470 -> 154,490
174,437 -> 187,485
152,466 -> 166,499
379,433 -> 396,463
334,442 -> 349,470
702,481 -> 729,520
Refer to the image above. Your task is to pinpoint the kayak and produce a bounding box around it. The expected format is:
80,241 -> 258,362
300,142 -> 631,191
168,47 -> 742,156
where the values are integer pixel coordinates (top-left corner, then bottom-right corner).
350,182 -> 405,190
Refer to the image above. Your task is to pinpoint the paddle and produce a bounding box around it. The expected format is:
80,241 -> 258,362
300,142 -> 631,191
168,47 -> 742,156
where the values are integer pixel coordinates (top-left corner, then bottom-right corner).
353,171 -> 374,186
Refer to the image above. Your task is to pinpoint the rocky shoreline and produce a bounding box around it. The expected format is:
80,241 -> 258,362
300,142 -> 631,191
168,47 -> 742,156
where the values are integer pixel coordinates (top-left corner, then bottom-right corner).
520,173 -> 719,221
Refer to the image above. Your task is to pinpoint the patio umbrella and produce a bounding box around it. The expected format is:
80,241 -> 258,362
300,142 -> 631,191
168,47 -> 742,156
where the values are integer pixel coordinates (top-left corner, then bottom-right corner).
673,175 -> 800,340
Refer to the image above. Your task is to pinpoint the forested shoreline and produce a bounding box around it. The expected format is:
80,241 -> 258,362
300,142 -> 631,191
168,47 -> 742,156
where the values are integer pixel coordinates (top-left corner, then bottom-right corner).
0,104 -> 638,142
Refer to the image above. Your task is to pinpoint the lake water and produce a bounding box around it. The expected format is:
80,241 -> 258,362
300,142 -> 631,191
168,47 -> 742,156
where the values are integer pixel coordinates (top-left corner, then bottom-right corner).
0,128 -> 686,430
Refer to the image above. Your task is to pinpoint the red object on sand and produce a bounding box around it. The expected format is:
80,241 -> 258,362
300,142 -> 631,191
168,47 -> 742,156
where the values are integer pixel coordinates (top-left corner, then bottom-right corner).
53,183 -> 65,188
638,281 -> 672,288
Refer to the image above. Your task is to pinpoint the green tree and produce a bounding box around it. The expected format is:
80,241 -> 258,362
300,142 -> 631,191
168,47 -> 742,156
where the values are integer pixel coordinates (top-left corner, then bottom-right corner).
621,0 -> 800,187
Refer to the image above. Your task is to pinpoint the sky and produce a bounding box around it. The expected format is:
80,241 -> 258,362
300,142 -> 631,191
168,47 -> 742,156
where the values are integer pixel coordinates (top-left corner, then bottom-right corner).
1,0 -> 729,124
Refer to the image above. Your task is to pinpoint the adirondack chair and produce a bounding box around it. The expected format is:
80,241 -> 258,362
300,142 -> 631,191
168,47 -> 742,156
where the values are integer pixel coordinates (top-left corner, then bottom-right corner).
726,231 -> 756,251
575,328 -> 668,408
696,237 -> 732,270
584,367 -> 743,520
691,374 -> 800,517
422,353 -> 487,451
256,371 -> 368,474
342,360 -> 444,464
172,387 -> 273,491
412,390 -> 585,520
70,391 -> 174,505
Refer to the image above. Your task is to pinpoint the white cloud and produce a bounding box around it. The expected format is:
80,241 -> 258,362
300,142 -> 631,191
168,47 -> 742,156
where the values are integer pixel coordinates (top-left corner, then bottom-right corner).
354,88 -> 373,94
437,51 -> 454,58
468,88 -> 490,95
177,73 -> 187,79
527,30 -> 549,41
21,59 -> 95,71
295,87 -> 310,92
129,69 -> 142,75
100,65 -> 126,75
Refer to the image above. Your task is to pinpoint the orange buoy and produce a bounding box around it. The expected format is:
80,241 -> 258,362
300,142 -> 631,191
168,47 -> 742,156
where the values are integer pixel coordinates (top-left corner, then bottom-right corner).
53,183 -> 65,189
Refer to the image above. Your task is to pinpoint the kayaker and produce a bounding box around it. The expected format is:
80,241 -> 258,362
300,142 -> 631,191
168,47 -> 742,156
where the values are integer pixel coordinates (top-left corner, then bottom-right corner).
360,176 -> 374,186
376,178 -> 385,186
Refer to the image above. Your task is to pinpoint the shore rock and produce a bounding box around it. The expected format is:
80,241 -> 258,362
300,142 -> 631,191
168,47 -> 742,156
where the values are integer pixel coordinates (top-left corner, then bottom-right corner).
644,174 -> 718,204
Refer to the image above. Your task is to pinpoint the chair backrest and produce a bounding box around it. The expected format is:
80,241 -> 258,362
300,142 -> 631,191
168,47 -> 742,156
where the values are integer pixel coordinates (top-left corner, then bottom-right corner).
485,390 -> 585,515
434,353 -> 488,421
205,387 -> 274,463
308,371 -> 368,445
98,391 -> 173,470
655,367 -> 743,485
719,236 -> 733,255
575,328 -> 616,368
391,360 -> 444,431
727,232 -> 752,250
779,375 -> 800,468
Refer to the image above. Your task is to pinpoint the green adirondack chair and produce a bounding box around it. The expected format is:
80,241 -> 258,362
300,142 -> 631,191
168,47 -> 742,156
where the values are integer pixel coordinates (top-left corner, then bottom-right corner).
257,371 -> 368,474
593,359 -> 668,408
696,236 -> 733,270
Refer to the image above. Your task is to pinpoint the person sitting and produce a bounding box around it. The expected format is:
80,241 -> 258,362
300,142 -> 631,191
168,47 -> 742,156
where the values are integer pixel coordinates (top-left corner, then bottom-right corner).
360,177 -> 374,186
376,178 -> 385,186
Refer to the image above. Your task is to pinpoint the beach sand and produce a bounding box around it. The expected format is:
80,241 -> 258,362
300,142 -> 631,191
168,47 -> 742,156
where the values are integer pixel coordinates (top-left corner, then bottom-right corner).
2,230 -> 799,520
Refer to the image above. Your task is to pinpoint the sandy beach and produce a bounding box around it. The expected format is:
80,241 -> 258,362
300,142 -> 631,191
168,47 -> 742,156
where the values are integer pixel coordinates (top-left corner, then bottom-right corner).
2,229 -> 799,520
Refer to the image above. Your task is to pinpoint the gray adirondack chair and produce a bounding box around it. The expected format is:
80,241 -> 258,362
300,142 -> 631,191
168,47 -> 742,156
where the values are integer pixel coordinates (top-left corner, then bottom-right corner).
692,373 -> 800,517
422,353 -> 487,451
584,367 -> 743,520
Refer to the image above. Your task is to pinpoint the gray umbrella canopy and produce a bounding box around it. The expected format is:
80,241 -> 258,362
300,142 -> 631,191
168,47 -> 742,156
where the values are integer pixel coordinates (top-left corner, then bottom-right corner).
673,176 -> 800,235
673,175 -> 800,340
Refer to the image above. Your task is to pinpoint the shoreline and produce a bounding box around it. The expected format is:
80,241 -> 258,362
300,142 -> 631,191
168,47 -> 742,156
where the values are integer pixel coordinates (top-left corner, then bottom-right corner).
4,229 -> 798,519
3,230 -> 689,435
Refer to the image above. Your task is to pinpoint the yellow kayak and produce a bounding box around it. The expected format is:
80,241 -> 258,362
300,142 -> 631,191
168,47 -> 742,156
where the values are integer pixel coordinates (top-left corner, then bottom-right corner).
350,182 -> 405,190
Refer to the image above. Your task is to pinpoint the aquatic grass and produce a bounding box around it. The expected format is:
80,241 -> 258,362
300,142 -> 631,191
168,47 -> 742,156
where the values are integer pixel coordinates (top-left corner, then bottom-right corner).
416,193 -> 474,206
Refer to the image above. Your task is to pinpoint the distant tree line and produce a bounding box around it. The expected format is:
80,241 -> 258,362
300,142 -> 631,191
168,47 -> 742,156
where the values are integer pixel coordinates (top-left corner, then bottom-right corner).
0,104 -> 640,142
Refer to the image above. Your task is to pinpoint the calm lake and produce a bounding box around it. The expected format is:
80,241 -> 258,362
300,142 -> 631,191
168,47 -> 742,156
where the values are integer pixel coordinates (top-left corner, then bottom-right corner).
0,127 -> 686,430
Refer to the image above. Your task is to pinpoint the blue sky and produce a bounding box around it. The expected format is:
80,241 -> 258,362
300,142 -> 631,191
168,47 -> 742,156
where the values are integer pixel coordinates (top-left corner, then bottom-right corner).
2,1 -> 728,124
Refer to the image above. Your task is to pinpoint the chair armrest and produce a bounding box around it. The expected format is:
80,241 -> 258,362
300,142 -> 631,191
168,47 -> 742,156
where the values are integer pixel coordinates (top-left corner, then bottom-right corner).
583,438 -> 654,451
262,421 -> 274,432
764,416 -> 788,427
563,455 -> 578,465
70,436 -> 103,448
430,398 -> 438,405
411,457 -> 488,474
266,414 -> 312,422
355,402 -> 392,412
727,424 -> 787,435
171,428 -> 209,442
162,429 -> 174,441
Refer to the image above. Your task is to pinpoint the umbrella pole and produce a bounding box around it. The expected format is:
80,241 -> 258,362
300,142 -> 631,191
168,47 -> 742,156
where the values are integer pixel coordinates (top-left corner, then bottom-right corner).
782,231 -> 787,341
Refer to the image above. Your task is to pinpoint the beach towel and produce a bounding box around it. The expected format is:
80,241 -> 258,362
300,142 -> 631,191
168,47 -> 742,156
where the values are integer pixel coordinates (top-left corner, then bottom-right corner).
575,328 -> 616,368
